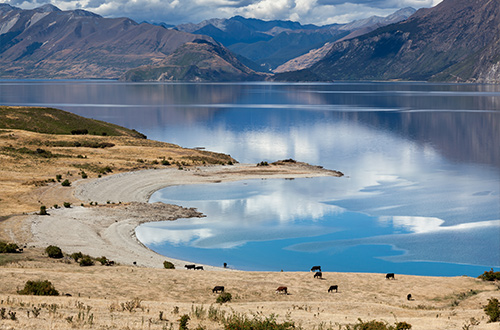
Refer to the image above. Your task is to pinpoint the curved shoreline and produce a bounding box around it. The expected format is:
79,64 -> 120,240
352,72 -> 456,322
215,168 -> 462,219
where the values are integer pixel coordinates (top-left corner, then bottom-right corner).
28,163 -> 342,269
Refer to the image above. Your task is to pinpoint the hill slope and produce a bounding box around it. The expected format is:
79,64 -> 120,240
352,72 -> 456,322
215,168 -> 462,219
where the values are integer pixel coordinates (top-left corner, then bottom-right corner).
0,4 -> 212,79
299,0 -> 500,83
123,40 -> 265,81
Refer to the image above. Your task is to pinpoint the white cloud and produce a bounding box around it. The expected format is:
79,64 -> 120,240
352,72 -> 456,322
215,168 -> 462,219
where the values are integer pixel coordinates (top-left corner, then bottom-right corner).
1,0 -> 443,25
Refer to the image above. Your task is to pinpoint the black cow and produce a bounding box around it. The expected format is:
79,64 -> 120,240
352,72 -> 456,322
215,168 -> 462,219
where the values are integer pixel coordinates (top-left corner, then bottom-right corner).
185,264 -> 196,270
212,286 -> 224,293
407,293 -> 412,301
328,285 -> 338,293
311,265 -> 321,272
386,273 -> 395,280
314,271 -> 322,279
195,266 -> 204,270
276,286 -> 288,294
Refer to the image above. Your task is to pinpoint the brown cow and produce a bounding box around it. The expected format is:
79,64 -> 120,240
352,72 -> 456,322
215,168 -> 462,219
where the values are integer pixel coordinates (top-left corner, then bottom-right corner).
212,286 -> 224,293
276,286 -> 288,294
386,273 -> 395,280
314,271 -> 322,279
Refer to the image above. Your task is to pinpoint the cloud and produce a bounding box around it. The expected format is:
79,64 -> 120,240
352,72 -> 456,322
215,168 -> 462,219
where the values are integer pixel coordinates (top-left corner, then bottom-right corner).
0,0 -> 443,25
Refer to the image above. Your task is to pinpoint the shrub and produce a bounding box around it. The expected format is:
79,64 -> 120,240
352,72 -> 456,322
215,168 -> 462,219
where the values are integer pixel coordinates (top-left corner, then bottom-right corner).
179,314 -> 190,330
161,160 -> 171,166
45,245 -> 63,258
0,241 -> 19,253
63,202 -> 71,208
216,292 -> 232,304
70,251 -> 83,262
478,268 -> 500,281
163,260 -> 175,269
341,319 -> 413,330
71,129 -> 88,135
56,174 -> 62,182
79,255 -> 94,266
257,161 -> 269,166
39,205 -> 48,215
484,298 -> 500,323
18,280 -> 59,296
81,171 -> 88,179
61,179 -> 71,187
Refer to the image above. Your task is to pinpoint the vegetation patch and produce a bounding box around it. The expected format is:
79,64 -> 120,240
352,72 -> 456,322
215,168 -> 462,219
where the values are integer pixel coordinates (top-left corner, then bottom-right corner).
0,241 -> 19,253
18,280 -> 59,296
484,298 -> 500,323
45,245 -> 63,259
163,260 -> 175,269
0,106 -> 146,138
478,268 -> 500,281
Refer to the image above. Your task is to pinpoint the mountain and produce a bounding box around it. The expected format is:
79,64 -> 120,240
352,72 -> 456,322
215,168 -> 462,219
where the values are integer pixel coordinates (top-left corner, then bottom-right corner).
274,7 -> 416,73
122,39 -> 266,82
176,10 -> 415,71
277,0 -> 500,83
0,4 -> 214,79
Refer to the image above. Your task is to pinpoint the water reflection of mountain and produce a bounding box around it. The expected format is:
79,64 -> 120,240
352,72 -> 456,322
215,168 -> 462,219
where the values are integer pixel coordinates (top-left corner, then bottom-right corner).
286,85 -> 500,169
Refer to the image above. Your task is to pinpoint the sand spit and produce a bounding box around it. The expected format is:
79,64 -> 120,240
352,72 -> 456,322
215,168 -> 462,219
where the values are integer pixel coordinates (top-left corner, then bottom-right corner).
25,163 -> 342,269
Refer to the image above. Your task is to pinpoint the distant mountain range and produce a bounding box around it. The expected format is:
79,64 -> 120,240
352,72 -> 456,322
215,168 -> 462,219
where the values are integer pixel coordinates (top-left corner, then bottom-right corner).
1,0 -> 498,83
276,0 -> 500,83
174,9 -> 415,71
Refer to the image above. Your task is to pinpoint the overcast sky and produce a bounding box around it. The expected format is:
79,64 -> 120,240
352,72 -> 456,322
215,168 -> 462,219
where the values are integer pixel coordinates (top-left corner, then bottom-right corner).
2,0 -> 443,25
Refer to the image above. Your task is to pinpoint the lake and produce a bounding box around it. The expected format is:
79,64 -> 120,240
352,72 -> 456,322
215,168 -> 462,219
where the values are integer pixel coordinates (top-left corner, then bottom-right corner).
1,80 -> 499,276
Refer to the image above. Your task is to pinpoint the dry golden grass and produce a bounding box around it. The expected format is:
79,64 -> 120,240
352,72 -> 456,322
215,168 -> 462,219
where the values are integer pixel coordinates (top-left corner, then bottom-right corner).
0,129 -> 233,217
0,252 -> 499,330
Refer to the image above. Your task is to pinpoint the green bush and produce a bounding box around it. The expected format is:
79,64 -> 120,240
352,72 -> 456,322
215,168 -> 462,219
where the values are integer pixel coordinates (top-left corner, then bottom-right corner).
39,205 -> 48,215
478,268 -> 500,281
63,202 -> 71,208
56,174 -> 62,182
0,241 -> 19,253
70,251 -> 83,262
341,319 -> 412,330
79,255 -> 94,267
45,245 -> 63,259
257,161 -> 269,166
18,280 -> 59,296
216,292 -> 232,304
484,298 -> 500,323
61,179 -> 71,187
163,261 -> 175,269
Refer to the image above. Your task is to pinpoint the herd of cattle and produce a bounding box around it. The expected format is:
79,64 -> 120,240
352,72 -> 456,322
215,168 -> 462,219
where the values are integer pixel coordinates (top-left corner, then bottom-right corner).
205,265 -> 411,299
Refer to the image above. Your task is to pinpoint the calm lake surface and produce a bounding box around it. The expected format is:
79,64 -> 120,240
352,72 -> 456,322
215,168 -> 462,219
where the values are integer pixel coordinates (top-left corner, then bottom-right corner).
2,80 -> 499,276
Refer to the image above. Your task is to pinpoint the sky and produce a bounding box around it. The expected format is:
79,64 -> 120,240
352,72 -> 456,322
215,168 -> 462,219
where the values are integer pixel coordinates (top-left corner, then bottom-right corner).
1,0 -> 443,26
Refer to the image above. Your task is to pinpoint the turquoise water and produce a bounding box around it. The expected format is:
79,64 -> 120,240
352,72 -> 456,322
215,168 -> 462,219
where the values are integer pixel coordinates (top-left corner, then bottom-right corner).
1,80 -> 499,275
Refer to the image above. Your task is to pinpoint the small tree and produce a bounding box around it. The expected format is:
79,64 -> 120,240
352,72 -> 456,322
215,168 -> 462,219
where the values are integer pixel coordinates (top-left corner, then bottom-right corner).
61,179 -> 71,187
484,298 -> 500,323
45,245 -> 63,259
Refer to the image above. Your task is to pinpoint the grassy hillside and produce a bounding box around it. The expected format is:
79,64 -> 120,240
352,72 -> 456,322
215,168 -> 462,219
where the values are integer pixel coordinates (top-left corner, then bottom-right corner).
0,106 -> 146,138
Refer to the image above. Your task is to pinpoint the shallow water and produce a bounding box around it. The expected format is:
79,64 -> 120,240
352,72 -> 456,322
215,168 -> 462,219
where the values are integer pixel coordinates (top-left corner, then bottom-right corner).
2,80 -> 499,275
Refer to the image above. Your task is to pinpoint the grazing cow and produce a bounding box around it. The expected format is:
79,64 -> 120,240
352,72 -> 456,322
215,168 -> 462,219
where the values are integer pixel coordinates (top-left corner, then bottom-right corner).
276,286 -> 288,294
314,271 -> 322,279
328,285 -> 338,293
311,265 -> 321,272
195,266 -> 204,270
212,286 -> 224,293
185,264 -> 196,270
407,293 -> 412,301
386,273 -> 395,280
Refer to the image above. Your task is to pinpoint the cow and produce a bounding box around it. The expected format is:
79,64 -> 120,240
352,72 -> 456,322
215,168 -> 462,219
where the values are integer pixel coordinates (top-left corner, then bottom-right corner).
328,285 -> 338,293
386,273 -> 395,280
314,271 -> 322,279
195,266 -> 204,270
311,265 -> 321,272
276,286 -> 288,294
212,286 -> 224,293
407,293 -> 412,301
185,264 -> 196,270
